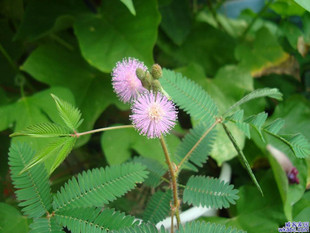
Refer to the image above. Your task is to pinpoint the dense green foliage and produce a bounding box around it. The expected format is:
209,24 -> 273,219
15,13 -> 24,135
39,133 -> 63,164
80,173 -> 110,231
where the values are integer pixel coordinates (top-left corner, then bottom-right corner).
1,0 -> 310,232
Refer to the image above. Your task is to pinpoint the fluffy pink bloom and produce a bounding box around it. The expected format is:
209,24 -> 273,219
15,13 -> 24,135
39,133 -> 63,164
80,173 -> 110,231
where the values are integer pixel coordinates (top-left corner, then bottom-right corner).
112,58 -> 147,103
130,92 -> 177,139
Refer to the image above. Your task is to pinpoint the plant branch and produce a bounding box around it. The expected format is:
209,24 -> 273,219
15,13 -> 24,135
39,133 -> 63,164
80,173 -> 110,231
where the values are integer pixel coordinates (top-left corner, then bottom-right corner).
0,42 -> 19,72
72,125 -> 134,137
159,135 -> 181,229
241,0 -> 273,39
206,0 -> 226,33
177,118 -> 221,171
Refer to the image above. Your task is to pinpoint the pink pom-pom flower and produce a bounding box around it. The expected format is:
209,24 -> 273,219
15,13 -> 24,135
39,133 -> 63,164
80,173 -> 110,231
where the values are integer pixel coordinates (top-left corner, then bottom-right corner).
112,58 -> 147,103
130,91 -> 178,139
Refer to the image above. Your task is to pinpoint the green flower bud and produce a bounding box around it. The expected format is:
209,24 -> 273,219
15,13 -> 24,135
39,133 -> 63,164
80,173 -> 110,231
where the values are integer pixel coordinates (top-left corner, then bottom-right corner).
151,64 -> 162,79
141,72 -> 152,90
151,80 -> 162,92
136,68 -> 146,81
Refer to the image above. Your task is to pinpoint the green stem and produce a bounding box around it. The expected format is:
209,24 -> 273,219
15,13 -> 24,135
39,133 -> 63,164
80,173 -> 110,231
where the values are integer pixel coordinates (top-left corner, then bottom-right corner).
0,42 -> 18,72
206,0 -> 226,33
177,118 -> 221,172
159,135 -> 181,229
241,0 -> 273,39
50,34 -> 74,51
73,125 -> 134,137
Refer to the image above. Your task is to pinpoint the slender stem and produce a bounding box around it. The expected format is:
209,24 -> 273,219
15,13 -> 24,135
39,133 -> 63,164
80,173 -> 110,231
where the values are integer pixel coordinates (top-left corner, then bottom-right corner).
206,0 -> 226,33
177,118 -> 221,171
241,0 -> 273,39
159,135 -> 181,229
73,125 -> 134,137
170,209 -> 175,233
50,34 -> 74,51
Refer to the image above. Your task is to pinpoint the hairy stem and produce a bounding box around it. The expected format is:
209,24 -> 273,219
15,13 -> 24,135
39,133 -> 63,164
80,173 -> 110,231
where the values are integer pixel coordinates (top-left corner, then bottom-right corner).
159,135 -> 181,229
73,125 -> 134,137
177,118 -> 221,172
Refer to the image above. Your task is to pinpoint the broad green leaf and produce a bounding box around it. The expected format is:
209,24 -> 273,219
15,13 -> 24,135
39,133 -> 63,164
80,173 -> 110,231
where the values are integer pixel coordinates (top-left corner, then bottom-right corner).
157,23 -> 236,76
22,43 -> 119,146
159,0 -> 191,45
0,203 -> 29,233
270,0 -> 305,16
51,94 -> 83,132
74,0 -> 160,72
120,0 -> 136,15
281,21 -> 303,49
294,0 -> 310,12
14,0 -> 86,40
10,122 -> 71,138
235,27 -> 289,76
293,192 -> 310,221
100,126 -> 179,165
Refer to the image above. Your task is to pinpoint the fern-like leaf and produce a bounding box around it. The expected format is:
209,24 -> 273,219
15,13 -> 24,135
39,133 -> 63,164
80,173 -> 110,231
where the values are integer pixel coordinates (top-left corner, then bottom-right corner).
9,143 -> 52,218
263,118 -> 285,135
279,134 -> 310,158
226,110 -> 250,138
245,112 -> 268,142
53,163 -> 148,212
29,218 -> 63,233
51,94 -> 83,132
224,88 -> 282,116
183,176 -> 239,209
160,69 -> 218,125
20,137 -> 76,175
143,190 -> 172,224
55,207 -> 136,233
176,221 -> 246,233
10,122 -> 71,138
175,122 -> 216,171
132,157 -> 167,187
111,224 -> 163,233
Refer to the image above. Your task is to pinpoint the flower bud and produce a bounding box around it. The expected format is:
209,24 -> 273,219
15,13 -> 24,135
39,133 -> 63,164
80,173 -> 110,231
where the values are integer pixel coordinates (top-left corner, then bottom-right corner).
141,72 -> 152,90
151,80 -> 162,92
136,68 -> 146,81
151,64 -> 162,79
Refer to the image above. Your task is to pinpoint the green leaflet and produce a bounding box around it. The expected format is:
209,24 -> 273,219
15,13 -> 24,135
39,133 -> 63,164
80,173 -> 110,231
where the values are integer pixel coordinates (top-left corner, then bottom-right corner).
160,69 -> 218,125
183,175 -> 239,209
224,88 -> 283,117
222,123 -> 263,195
143,190 -> 172,224
10,122 -> 71,138
53,163 -> 148,212
177,221 -> 246,233
111,224 -> 164,233
9,143 -> 52,218
120,0 -> 136,15
29,218 -> 63,233
227,112 -> 310,159
175,122 -> 217,171
55,207 -> 136,233
20,137 -> 77,175
51,94 -> 83,132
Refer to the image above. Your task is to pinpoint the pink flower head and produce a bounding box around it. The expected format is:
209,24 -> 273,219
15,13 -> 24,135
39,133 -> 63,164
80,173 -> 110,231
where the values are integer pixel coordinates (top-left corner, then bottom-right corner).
112,58 -> 147,103
130,91 -> 178,139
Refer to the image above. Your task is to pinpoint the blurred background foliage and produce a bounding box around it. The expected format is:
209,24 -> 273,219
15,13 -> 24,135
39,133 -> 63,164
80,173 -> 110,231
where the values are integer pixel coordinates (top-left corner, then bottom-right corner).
0,0 -> 310,232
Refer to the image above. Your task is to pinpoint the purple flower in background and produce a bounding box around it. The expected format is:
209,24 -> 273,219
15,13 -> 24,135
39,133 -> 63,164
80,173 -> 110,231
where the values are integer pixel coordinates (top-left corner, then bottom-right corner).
112,58 -> 147,103
130,91 -> 177,139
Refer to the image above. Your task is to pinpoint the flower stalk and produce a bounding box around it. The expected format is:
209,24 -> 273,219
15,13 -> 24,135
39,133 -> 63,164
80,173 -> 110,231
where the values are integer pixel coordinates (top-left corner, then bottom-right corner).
71,125 -> 134,137
159,135 -> 181,230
